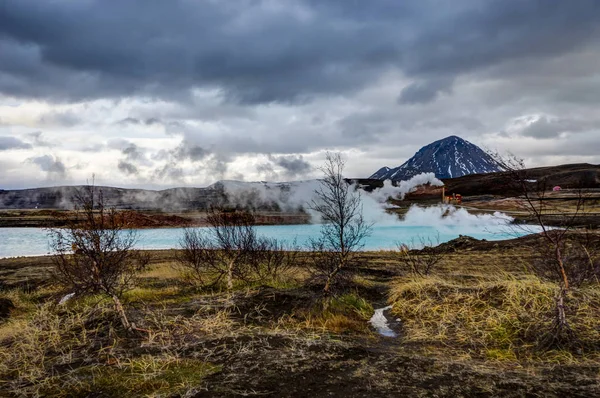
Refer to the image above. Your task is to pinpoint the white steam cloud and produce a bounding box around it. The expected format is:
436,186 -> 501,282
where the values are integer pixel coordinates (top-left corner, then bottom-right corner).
219,172 -> 515,232
219,172 -> 445,224
366,173 -> 443,203
217,179 -> 321,212
401,204 -> 513,228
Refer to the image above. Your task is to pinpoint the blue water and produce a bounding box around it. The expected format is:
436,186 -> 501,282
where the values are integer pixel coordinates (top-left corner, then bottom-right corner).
0,223 -> 534,258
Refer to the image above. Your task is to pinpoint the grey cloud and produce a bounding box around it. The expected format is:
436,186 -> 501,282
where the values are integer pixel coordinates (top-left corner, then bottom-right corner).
117,117 -> 141,125
174,143 -> 209,162
0,136 -> 32,150
28,154 -> 67,178
38,110 -> 81,127
122,143 -> 145,162
202,155 -> 229,179
118,160 -> 138,175
397,78 -> 453,105
257,154 -> 312,180
269,154 -> 312,177
147,138 -> 229,182
151,139 -> 210,163
339,112 -> 387,140
520,116 -> 595,138
110,140 -> 154,175
107,138 -> 130,151
145,118 -> 161,125
116,117 -> 161,126
153,162 -> 184,182
27,131 -> 53,147
2,1 -> 599,104
108,140 -> 149,164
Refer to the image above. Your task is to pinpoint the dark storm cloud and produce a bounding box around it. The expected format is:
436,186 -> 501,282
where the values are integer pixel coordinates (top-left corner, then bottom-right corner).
0,136 -> 31,150
2,1 -> 600,105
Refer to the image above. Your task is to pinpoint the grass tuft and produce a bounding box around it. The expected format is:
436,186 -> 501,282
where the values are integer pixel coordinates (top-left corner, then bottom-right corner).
389,274 -> 600,362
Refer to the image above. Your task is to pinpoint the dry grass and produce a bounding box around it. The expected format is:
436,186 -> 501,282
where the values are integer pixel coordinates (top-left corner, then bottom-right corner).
0,294 -> 225,396
277,293 -> 375,335
38,356 -> 218,398
2,242 -> 600,395
141,306 -> 237,349
389,273 -> 600,362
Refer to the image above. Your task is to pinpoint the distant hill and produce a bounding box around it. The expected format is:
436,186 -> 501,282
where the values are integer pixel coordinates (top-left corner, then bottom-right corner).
370,136 -> 501,180
0,180 -> 311,211
442,163 -> 600,197
0,185 -> 226,210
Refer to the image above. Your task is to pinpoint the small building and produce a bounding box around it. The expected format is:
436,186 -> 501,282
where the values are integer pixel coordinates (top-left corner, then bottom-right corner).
442,187 -> 462,204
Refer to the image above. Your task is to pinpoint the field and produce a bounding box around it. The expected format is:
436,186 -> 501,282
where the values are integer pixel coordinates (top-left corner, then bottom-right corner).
1,233 -> 599,397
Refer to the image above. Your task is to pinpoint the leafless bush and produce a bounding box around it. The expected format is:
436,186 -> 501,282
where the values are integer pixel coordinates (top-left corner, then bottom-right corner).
48,183 -> 148,331
176,208 -> 297,290
250,237 -> 298,283
175,228 -> 218,287
397,236 -> 445,277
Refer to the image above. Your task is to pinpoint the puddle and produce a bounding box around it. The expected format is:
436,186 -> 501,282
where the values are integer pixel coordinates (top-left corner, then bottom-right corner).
369,305 -> 397,337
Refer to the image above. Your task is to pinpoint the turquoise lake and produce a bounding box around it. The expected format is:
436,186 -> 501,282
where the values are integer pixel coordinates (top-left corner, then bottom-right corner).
0,222 -> 537,258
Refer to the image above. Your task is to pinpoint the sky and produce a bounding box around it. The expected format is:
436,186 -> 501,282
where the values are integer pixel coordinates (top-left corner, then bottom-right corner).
1,0 -> 600,189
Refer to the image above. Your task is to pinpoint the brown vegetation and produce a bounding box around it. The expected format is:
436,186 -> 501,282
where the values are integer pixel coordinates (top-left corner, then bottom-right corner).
1,233 -> 600,396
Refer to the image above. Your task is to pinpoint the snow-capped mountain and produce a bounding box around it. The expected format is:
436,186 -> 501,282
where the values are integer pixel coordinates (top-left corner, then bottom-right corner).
370,136 -> 501,180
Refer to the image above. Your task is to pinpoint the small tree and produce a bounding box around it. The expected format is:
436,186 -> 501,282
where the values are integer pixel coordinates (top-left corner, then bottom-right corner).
308,152 -> 372,293
49,183 -> 148,332
491,153 -> 599,347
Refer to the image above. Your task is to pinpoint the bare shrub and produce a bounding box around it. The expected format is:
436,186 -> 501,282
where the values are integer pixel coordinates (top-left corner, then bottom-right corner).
249,237 -> 298,284
397,236 -> 445,277
176,208 -> 297,290
206,208 -> 261,290
48,183 -> 148,331
307,152 -> 372,293
175,228 -> 218,287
